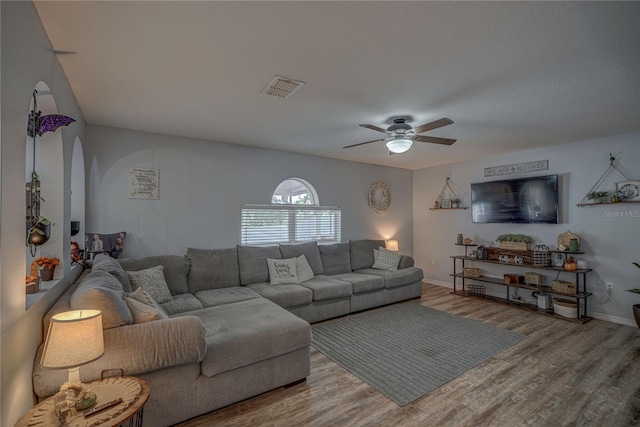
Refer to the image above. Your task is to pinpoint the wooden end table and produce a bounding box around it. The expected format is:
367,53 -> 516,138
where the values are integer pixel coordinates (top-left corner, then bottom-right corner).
15,376 -> 149,427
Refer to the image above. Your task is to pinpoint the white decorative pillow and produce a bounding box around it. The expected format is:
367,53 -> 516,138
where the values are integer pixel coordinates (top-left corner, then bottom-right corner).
127,265 -> 174,304
267,258 -> 299,285
372,247 -> 401,271
125,293 -> 169,324
296,255 -> 314,283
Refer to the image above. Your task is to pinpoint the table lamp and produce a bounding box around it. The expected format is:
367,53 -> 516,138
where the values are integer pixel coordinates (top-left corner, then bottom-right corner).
385,240 -> 399,252
41,310 -> 104,385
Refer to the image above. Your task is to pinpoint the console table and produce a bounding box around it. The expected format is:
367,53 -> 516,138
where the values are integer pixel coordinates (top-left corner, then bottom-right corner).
451,248 -> 593,324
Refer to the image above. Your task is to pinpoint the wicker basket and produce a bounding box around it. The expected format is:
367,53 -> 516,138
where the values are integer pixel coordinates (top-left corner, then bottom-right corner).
552,280 -> 577,294
467,284 -> 486,298
499,241 -> 530,251
532,245 -> 551,267
463,267 -> 481,278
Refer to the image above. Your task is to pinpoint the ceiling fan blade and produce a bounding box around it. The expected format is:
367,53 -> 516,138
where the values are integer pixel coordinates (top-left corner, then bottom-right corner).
413,118 -> 454,134
343,138 -> 387,149
414,135 -> 457,145
359,124 -> 388,134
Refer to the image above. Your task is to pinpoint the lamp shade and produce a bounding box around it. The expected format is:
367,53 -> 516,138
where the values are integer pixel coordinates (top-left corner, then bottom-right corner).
385,240 -> 399,252
41,310 -> 104,370
386,138 -> 413,153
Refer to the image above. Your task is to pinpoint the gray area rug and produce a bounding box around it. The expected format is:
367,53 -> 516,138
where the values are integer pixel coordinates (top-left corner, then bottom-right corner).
311,303 -> 525,406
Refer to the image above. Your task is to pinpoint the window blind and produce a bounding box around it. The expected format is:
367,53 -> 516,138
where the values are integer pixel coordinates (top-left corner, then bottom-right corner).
241,204 -> 341,245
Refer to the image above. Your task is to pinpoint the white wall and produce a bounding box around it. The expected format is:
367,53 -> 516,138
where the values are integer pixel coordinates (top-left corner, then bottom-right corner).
85,125 -> 414,256
1,2 -> 86,425
413,133 -> 640,326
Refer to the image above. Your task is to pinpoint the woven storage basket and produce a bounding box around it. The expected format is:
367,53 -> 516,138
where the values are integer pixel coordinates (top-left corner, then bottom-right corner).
552,280 -> 577,294
553,298 -> 578,318
463,267 -> 481,278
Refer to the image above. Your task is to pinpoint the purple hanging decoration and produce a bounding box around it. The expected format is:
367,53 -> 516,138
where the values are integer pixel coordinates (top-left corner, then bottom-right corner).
26,89 -> 75,137
36,114 -> 76,136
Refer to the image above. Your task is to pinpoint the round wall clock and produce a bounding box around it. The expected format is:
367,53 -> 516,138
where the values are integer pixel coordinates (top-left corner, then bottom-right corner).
368,181 -> 392,215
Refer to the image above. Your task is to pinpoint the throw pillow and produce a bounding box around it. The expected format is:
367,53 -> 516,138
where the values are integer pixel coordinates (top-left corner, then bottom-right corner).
296,255 -> 314,283
267,258 -> 299,285
372,246 -> 401,271
127,265 -> 174,304
85,231 -> 127,259
125,288 -> 169,323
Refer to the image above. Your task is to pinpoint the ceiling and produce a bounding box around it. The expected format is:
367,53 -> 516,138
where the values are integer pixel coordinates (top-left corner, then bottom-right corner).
34,1 -> 640,170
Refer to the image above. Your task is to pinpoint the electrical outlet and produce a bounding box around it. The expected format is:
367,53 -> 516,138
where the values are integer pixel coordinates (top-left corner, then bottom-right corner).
431,258 -> 436,265
606,282 -> 614,295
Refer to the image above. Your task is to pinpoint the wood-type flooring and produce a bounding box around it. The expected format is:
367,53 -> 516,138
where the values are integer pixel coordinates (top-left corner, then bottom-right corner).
176,283 -> 640,427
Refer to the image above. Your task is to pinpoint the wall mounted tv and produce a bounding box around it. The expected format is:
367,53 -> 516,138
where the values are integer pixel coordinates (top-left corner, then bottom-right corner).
471,175 -> 558,224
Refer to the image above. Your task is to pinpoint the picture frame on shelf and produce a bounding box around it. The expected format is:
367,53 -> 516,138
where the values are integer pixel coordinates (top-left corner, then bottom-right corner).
553,252 -> 565,267
441,199 -> 452,209
616,181 -> 640,201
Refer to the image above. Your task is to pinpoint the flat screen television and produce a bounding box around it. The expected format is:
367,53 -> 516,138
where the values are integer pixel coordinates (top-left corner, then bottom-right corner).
471,175 -> 558,224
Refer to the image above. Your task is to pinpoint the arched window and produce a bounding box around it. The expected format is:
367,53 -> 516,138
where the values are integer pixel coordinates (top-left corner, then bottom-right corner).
272,178 -> 317,205
241,178 -> 341,245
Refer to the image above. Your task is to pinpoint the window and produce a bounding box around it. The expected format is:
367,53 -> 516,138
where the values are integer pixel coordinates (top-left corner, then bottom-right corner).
241,178 -> 341,245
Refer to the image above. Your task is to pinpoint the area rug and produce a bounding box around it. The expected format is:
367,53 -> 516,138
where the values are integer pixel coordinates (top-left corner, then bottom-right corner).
311,303 -> 525,406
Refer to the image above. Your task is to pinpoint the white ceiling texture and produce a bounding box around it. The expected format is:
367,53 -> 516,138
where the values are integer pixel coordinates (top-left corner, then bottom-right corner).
34,1 -> 640,170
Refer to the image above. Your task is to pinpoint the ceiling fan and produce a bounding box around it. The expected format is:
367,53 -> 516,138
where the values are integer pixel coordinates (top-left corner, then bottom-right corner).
344,116 -> 456,154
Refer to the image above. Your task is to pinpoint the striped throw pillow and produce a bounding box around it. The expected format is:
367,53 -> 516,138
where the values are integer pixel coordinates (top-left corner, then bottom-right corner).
371,247 -> 401,271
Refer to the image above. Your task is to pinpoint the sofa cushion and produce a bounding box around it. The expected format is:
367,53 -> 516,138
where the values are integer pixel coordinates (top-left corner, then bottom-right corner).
279,241 -> 323,275
296,255 -> 314,283
238,245 -> 281,285
119,255 -> 190,295
372,247 -> 401,271
127,265 -> 174,304
161,294 -> 204,316
349,239 -> 386,271
246,282 -> 313,308
195,287 -> 262,308
186,298 -> 310,378
331,272 -> 385,294
319,243 -> 351,275
92,253 -> 132,292
70,270 -> 133,329
267,258 -> 299,284
187,247 -> 240,292
125,288 -> 169,323
298,275 -> 352,301
356,266 -> 424,289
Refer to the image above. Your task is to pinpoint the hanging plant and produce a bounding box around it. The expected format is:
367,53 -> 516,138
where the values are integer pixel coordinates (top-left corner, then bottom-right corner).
26,217 -> 53,256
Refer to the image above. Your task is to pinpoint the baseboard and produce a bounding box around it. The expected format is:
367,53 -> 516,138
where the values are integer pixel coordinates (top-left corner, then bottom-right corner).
422,279 -> 638,327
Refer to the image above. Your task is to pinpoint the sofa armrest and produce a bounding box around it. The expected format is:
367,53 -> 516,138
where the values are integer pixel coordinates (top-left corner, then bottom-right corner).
398,254 -> 415,269
33,315 -> 206,398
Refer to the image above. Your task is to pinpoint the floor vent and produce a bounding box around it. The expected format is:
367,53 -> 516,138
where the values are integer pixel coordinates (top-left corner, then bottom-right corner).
261,75 -> 305,99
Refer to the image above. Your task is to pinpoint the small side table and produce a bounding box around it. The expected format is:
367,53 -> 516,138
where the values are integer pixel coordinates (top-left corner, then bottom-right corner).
15,376 -> 150,427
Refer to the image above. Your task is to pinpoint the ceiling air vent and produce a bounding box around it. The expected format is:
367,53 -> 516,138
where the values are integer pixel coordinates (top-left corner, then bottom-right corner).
261,75 -> 305,99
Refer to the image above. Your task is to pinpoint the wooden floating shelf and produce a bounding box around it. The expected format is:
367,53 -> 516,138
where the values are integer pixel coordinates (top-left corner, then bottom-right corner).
450,256 -> 593,273
449,273 -> 593,298
577,200 -> 640,207
429,207 -> 468,211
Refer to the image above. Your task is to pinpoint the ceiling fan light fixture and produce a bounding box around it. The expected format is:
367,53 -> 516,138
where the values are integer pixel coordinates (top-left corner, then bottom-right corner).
386,138 -> 412,153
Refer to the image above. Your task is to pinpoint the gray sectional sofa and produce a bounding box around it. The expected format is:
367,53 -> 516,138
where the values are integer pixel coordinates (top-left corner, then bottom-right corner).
32,239 -> 423,426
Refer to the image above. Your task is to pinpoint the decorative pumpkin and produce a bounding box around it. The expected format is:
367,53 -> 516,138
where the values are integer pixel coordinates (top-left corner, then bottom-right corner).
557,230 -> 580,251
564,256 -> 578,271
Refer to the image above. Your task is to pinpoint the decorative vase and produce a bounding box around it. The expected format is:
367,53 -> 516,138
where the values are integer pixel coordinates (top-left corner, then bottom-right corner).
633,304 -> 640,329
569,239 -> 579,252
40,266 -> 55,281
456,234 -> 463,245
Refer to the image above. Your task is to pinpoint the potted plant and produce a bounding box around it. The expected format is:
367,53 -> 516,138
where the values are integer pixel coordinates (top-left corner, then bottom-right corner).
587,191 -> 609,203
35,256 -> 60,281
496,234 -> 533,251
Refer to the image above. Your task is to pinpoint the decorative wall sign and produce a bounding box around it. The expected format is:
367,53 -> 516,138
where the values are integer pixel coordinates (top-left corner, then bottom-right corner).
484,160 -> 548,177
130,167 -> 159,199
368,181 -> 391,215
